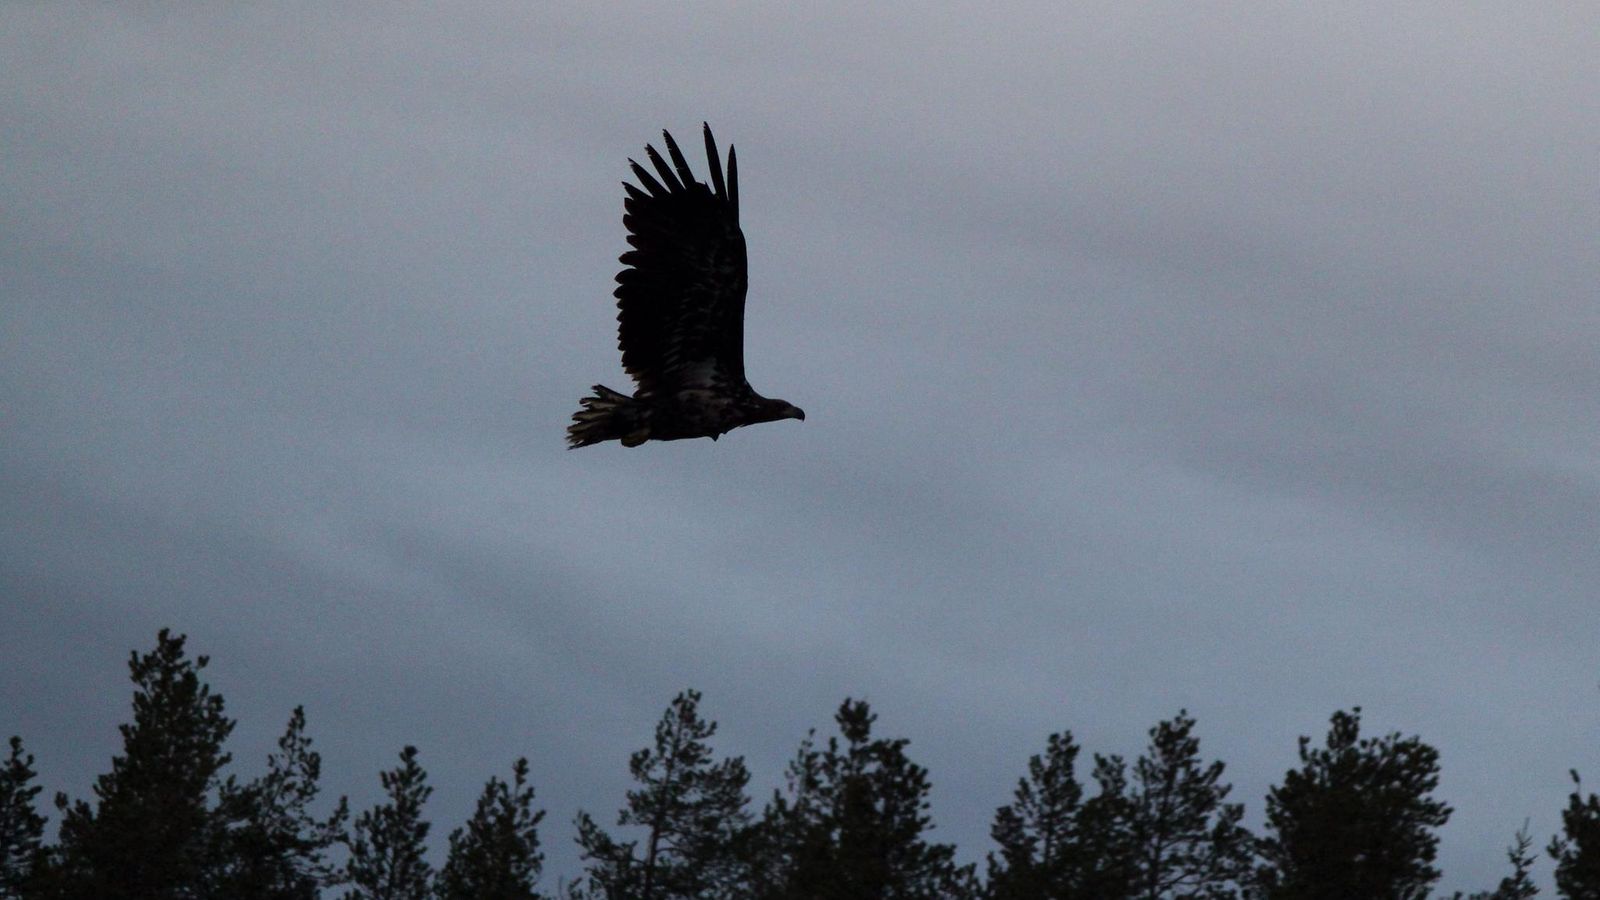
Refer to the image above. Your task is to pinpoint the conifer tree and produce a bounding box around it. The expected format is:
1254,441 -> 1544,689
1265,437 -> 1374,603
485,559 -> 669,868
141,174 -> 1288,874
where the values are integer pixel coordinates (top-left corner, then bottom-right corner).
985,733 -> 1139,890
987,732 -> 1087,899
214,706 -> 349,899
1122,712 -> 1252,899
1071,753 -> 1143,898
986,733 -> 1142,897
756,699 -> 976,900
343,745 -> 433,900
573,690 -> 753,899
1460,823 -> 1539,900
989,714 -> 1250,900
51,629 -> 237,899
1548,770 -> 1600,899
1498,825 -> 1542,900
437,758 -> 546,900
1255,708 -> 1451,900
0,736 -> 47,899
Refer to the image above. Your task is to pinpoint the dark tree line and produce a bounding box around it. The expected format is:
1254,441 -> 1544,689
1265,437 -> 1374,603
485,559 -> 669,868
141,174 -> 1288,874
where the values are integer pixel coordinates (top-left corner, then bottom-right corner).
2,631 -> 1597,898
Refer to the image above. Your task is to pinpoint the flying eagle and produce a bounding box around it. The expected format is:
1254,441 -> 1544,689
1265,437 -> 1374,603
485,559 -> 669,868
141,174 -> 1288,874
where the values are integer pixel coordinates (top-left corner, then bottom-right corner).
568,125 -> 805,448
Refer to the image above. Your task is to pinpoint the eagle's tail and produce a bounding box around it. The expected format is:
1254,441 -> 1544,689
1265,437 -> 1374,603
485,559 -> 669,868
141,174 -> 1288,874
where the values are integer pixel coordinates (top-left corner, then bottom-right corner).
568,385 -> 649,448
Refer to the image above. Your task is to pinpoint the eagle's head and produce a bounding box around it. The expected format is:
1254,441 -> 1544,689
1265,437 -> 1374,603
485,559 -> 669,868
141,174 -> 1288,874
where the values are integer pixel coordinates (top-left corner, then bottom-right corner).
751,397 -> 806,425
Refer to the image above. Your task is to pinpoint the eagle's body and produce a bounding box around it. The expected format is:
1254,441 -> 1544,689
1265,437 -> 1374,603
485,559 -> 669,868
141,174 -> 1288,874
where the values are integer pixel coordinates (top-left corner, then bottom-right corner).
568,125 -> 804,448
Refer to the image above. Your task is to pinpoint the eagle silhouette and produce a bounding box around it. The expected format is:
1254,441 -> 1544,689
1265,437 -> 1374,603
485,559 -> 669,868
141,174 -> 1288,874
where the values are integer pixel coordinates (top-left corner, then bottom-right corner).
568,125 -> 805,448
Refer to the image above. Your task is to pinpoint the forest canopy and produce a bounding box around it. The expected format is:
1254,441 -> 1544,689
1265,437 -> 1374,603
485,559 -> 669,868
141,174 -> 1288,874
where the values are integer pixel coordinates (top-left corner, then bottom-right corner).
1,631 -> 1594,899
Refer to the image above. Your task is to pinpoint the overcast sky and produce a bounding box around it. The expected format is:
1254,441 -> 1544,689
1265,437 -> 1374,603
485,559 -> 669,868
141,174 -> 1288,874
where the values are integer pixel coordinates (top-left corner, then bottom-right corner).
3,3 -> 1596,892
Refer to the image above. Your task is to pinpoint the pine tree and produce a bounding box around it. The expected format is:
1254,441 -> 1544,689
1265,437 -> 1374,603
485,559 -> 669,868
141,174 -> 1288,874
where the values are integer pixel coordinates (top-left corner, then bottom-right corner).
1498,824 -> 1542,900
573,690 -> 753,899
1466,823 -> 1540,900
1122,712 -> 1252,899
985,733 -> 1140,898
214,706 -> 349,899
756,699 -> 976,899
1072,753 -> 1143,898
986,732 -> 1087,899
0,736 -> 47,899
344,746 -> 434,900
1548,769 -> 1600,899
1254,708 -> 1452,900
990,714 -> 1250,900
437,758 -> 546,900
51,628 -> 237,899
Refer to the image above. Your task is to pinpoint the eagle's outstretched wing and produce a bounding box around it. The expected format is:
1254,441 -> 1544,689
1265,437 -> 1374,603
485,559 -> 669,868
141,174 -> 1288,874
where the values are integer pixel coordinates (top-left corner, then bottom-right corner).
614,124 -> 748,397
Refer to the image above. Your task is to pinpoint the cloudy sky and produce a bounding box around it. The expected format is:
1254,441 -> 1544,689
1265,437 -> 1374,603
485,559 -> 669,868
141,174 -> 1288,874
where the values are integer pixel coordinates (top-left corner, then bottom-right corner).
3,3 -> 1596,891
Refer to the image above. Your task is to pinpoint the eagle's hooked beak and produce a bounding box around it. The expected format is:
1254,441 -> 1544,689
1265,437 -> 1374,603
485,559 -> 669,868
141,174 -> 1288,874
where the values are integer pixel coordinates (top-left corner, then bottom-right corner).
790,406 -> 806,421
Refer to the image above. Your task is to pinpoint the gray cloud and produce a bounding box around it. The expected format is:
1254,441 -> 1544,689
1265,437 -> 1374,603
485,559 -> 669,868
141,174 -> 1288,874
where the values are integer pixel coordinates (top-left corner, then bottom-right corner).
4,2 -> 1597,890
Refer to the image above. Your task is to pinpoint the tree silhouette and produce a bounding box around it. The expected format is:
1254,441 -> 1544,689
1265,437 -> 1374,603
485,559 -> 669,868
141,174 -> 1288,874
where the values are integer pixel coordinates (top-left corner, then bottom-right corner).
1254,708 -> 1451,900
14,631 -> 1600,898
1071,752 -> 1144,898
437,758 -> 546,900
573,689 -> 753,899
1548,769 -> 1600,899
1120,712 -> 1253,899
1,737 -> 47,899
342,746 -> 433,900
755,699 -> 975,899
50,629 -> 237,899
213,706 -> 349,899
989,713 -> 1251,900
987,731 -> 1088,898
1456,823 -> 1540,900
